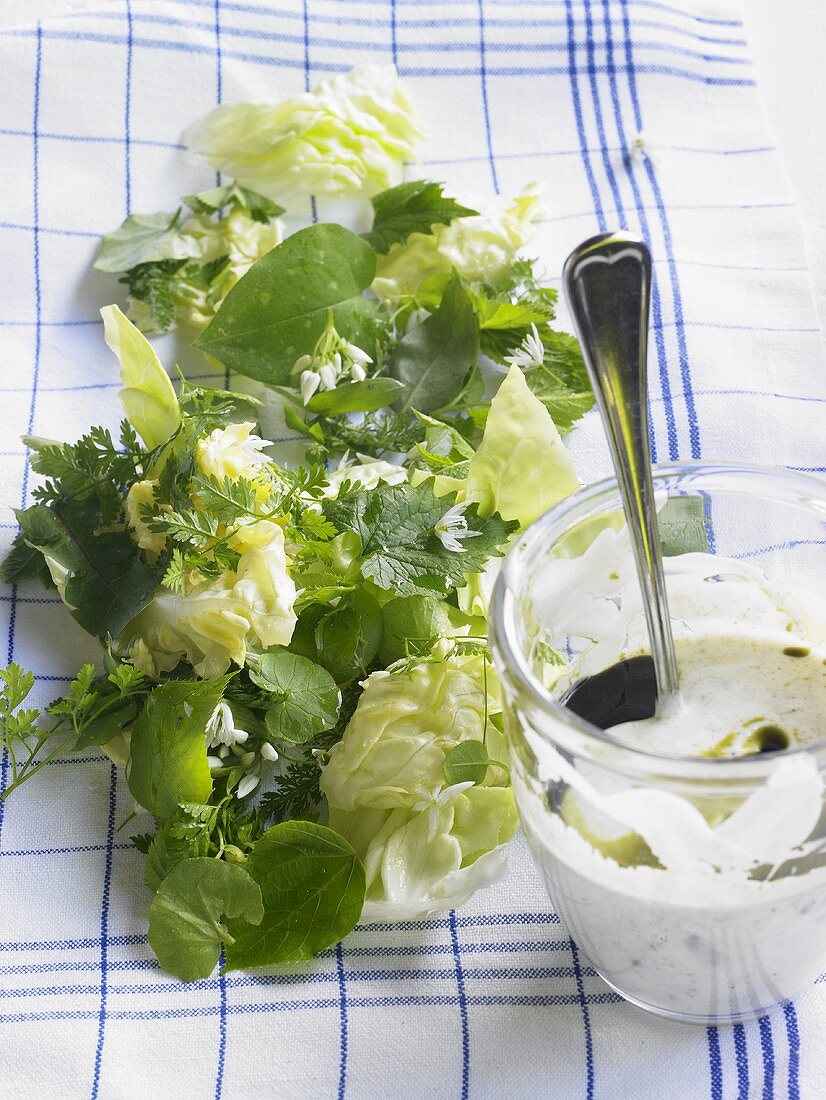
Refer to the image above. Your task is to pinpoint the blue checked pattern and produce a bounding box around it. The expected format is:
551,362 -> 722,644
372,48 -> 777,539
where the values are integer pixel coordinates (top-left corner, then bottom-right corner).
0,1 -> 823,1096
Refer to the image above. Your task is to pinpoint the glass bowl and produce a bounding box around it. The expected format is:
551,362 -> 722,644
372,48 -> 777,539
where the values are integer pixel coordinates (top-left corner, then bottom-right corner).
490,463 -> 826,1023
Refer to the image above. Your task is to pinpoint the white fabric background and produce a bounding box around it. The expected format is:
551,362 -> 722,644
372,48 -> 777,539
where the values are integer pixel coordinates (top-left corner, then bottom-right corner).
0,2 -> 824,1098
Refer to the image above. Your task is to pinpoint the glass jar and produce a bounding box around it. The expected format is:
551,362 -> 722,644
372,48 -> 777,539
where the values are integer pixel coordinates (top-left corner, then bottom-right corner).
490,463 -> 826,1024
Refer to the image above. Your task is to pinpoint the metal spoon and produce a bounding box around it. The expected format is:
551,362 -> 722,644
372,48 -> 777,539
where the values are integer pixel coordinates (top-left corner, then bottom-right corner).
562,230 -> 680,704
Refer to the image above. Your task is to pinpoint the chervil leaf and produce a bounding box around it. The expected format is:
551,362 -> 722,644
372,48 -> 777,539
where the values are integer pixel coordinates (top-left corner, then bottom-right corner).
195,224 -> 380,386
121,260 -> 186,332
326,480 -> 517,597
184,183 -> 284,222
389,272 -> 479,414
190,473 -> 257,525
94,209 -> 188,273
364,180 -> 478,253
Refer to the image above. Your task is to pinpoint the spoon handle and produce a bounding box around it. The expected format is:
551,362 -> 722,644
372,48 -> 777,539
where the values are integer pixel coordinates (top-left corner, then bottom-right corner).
563,231 -> 679,699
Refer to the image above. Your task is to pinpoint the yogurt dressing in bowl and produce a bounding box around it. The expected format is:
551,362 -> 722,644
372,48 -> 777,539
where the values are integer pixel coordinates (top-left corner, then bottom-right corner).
493,477 -> 826,1022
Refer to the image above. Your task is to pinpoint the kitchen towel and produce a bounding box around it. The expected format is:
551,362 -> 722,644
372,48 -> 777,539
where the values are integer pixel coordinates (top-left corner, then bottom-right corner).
0,1 -> 823,1097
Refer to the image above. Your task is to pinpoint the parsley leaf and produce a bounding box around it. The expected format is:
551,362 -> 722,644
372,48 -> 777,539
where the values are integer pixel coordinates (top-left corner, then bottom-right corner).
184,183 -> 284,222
95,209 -> 187,273
389,272 -> 480,414
364,180 -> 478,253
326,480 -> 517,597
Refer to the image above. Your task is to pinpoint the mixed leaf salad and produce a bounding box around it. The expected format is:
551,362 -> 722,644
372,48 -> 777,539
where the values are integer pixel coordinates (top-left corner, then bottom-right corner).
0,65 -> 591,981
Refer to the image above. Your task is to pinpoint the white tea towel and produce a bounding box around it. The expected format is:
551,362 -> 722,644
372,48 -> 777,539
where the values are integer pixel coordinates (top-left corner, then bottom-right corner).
0,1 -> 822,1097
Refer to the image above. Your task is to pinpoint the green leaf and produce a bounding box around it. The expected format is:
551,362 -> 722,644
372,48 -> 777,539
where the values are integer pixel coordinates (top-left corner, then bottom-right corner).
389,272 -> 480,414
326,480 -> 517,598
658,495 -> 710,557
412,411 -> 475,476
121,260 -> 186,332
312,588 -> 383,683
190,474 -> 257,525
148,858 -> 264,981
127,679 -> 226,818
15,502 -> 158,640
249,650 -> 340,744
379,594 -> 451,665
145,812 -> 211,892
521,328 -> 594,434
364,180 -> 478,253
194,224 -> 378,386
306,378 -> 405,416
73,699 -> 139,750
95,210 -> 186,273
184,184 -> 284,222
224,821 -> 365,970
443,740 -> 491,785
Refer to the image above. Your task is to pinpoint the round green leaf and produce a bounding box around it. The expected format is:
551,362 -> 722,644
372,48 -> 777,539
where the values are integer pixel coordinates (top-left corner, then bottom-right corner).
250,649 -> 340,743
148,858 -> 264,982
443,740 -> 491,785
379,594 -> 451,665
224,821 -> 365,971
313,588 -> 383,683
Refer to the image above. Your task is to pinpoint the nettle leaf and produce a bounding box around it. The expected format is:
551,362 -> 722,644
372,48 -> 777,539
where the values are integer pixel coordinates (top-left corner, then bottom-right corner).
94,210 -> 188,273
658,495 -> 710,557
326,480 -> 517,597
249,650 -> 340,744
389,273 -> 480,414
15,501 -> 157,640
224,821 -> 365,971
364,180 -> 478,253
379,594 -> 451,665
195,224 -> 379,386
184,183 -> 284,222
443,740 -> 491,785
148,858 -> 264,981
306,377 -> 405,416
127,679 -> 228,818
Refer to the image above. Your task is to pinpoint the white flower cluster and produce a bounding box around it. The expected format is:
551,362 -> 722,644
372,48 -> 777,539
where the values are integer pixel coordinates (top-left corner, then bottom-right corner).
503,322 -> 546,371
205,701 -> 281,801
292,327 -> 373,405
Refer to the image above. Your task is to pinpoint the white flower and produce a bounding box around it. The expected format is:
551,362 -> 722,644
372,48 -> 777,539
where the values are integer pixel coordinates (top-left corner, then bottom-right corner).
207,755 -> 224,771
206,701 -> 249,749
260,742 -> 280,762
196,422 -> 273,481
503,323 -> 545,370
344,342 -> 372,364
300,369 -> 321,405
291,353 -> 313,375
434,502 -> 481,553
350,363 -> 367,382
318,363 -> 338,390
237,773 -> 261,800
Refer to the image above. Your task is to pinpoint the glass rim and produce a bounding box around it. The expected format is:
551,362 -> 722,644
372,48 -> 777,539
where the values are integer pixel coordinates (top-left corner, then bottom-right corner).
490,460 -> 826,779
